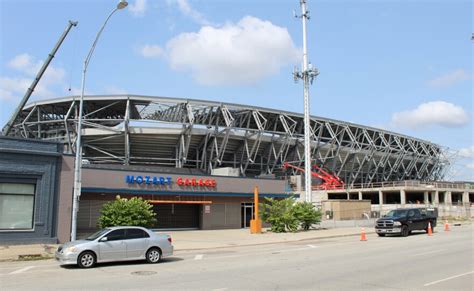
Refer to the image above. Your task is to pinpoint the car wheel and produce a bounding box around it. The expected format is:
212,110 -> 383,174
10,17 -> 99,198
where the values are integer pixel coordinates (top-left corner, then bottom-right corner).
78,251 -> 96,268
146,248 -> 161,264
377,233 -> 385,237
401,225 -> 409,237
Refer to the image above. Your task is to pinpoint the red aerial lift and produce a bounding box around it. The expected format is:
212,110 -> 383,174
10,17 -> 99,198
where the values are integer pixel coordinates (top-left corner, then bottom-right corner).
283,162 -> 345,190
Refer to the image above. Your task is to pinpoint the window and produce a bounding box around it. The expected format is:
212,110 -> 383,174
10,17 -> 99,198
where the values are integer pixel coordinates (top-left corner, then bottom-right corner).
0,183 -> 36,230
105,229 -> 126,241
126,228 -> 149,239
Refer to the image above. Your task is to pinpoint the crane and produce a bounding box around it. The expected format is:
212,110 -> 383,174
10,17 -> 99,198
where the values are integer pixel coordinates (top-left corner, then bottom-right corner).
2,20 -> 78,136
283,162 -> 345,190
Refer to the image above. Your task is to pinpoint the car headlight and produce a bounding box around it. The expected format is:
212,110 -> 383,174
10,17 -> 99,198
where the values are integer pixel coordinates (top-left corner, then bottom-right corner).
64,246 -> 78,253
393,221 -> 402,226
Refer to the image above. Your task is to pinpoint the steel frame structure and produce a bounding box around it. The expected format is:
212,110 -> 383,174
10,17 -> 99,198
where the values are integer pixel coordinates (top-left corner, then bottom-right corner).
5,95 -> 449,187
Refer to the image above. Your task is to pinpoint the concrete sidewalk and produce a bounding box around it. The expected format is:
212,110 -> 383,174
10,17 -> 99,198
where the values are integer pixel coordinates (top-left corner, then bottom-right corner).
0,226 -> 373,262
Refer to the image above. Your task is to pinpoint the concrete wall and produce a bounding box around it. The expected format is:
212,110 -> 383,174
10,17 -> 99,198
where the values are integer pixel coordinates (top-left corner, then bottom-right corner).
322,200 -> 371,220
200,197 -> 250,230
0,137 -> 62,244
56,155 -> 75,243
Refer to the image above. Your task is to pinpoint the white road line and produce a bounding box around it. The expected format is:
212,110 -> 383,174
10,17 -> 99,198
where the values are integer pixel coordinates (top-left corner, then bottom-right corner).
8,266 -> 35,275
423,270 -> 474,287
412,249 -> 445,256
307,244 -> 318,248
194,254 -> 203,260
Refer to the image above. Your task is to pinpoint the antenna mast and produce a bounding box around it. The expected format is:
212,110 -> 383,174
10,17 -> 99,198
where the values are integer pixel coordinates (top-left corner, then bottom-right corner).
293,0 -> 319,202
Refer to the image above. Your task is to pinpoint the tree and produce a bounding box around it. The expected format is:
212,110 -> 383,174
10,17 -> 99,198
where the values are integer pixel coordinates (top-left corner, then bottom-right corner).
293,201 -> 322,230
98,196 -> 157,228
259,197 -> 299,232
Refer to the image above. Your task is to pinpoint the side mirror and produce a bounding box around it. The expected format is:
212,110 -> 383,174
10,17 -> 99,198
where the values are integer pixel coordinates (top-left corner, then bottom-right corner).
99,236 -> 108,242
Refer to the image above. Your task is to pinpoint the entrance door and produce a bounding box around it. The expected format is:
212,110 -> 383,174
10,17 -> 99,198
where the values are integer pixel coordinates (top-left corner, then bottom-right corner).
152,203 -> 199,229
241,203 -> 254,228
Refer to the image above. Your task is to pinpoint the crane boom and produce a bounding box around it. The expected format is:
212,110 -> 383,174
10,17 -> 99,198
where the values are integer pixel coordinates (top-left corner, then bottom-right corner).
2,20 -> 78,136
283,162 -> 345,190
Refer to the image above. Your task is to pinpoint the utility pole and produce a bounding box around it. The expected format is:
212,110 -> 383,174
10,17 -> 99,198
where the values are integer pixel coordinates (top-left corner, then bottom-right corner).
2,20 -> 78,136
293,0 -> 319,202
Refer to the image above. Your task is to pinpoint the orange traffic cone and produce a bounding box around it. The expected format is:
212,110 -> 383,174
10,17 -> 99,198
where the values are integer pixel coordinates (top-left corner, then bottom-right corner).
444,220 -> 450,231
427,222 -> 433,236
360,228 -> 367,241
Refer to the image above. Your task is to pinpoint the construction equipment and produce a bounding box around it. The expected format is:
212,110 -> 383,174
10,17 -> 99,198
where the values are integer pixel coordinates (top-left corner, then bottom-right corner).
283,162 -> 345,190
2,20 -> 78,136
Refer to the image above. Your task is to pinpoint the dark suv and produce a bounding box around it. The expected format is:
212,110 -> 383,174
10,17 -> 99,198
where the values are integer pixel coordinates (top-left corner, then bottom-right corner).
375,208 -> 437,237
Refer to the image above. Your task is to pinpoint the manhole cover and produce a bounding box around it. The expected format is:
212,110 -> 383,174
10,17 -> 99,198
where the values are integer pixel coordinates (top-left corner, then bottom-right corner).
131,271 -> 157,276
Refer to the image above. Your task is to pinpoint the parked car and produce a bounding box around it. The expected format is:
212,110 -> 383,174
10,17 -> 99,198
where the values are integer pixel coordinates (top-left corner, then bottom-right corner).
375,207 -> 437,237
55,226 -> 173,268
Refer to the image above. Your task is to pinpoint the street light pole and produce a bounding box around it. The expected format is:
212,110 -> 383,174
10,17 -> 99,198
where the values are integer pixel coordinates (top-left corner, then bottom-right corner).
71,0 -> 128,241
293,0 -> 319,203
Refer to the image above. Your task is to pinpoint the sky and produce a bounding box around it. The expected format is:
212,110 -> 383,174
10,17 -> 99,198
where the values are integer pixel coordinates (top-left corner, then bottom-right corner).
0,0 -> 472,181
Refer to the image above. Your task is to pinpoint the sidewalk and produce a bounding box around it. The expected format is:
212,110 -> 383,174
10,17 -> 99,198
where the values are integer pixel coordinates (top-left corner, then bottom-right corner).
0,226 -> 374,262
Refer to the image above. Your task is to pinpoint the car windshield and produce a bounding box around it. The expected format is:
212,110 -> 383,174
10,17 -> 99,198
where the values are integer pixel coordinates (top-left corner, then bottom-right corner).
385,210 -> 408,218
86,228 -> 110,241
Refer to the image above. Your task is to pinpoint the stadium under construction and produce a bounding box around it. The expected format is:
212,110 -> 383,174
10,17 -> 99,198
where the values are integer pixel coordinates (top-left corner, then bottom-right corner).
1,95 -> 473,243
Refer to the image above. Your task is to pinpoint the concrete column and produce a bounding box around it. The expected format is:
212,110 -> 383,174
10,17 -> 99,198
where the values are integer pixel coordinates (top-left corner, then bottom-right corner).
445,191 -> 452,205
400,190 -> 406,205
434,191 -> 439,205
462,192 -> 469,204
424,191 -> 429,205
347,192 -> 350,200
379,191 -> 384,205
358,191 -> 363,201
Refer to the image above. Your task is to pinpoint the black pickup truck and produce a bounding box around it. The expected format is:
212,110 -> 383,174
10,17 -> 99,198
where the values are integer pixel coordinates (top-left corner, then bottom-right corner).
375,208 -> 437,237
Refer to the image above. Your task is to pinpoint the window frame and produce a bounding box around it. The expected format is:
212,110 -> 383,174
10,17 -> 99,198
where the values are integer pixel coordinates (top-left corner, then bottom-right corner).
0,178 -> 38,232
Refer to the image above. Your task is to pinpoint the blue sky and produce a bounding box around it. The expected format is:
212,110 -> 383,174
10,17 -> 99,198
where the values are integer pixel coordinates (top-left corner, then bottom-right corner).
0,0 -> 472,180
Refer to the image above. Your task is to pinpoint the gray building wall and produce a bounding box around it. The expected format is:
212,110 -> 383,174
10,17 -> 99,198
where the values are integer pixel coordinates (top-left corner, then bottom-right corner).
80,166 -> 287,195
0,137 -> 62,244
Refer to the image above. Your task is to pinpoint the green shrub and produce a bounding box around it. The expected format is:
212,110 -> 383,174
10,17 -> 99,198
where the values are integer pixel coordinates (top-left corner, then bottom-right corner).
293,201 -> 322,230
259,197 -> 299,232
98,196 -> 157,228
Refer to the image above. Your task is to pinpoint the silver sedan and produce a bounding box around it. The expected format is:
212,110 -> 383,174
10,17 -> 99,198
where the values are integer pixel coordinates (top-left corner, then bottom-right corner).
55,226 -> 173,268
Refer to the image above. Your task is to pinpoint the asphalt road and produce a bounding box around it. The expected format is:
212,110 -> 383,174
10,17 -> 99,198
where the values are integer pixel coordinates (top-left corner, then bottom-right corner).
1,225 -> 473,290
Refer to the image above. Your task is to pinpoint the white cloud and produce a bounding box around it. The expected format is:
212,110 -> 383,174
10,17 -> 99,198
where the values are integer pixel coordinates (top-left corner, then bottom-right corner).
8,53 -> 40,75
1,53 -> 66,101
168,0 -> 211,26
458,146 -> 474,158
428,69 -> 471,88
140,44 -> 164,58
128,0 -> 147,17
0,76 -> 53,101
391,101 -> 470,129
157,16 -> 300,85
466,163 -> 474,170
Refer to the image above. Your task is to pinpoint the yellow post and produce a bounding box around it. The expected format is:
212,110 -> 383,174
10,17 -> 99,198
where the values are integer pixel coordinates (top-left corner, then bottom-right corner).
250,186 -> 262,234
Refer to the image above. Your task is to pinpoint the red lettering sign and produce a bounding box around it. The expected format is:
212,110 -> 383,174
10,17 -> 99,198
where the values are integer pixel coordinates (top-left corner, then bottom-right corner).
176,177 -> 217,187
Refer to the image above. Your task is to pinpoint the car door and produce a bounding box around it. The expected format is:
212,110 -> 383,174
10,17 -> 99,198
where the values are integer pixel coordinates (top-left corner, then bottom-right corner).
406,210 -> 416,231
98,229 -> 127,262
412,209 -> 424,230
124,228 -> 149,259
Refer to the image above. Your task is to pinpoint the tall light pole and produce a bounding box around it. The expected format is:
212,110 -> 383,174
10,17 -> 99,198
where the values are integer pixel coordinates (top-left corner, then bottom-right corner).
293,0 -> 319,202
71,0 -> 128,241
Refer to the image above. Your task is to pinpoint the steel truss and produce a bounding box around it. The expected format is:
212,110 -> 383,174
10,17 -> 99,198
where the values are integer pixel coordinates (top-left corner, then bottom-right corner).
6,95 -> 448,186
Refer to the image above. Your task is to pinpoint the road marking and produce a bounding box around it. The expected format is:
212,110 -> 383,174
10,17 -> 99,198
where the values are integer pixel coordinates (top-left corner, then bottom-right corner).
307,244 -> 318,248
412,249 -> 444,256
194,254 -> 203,260
212,288 -> 228,291
423,270 -> 474,286
9,266 -> 35,275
